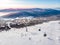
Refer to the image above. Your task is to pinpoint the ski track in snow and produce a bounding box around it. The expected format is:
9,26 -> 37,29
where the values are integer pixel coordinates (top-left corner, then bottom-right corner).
0,20 -> 60,45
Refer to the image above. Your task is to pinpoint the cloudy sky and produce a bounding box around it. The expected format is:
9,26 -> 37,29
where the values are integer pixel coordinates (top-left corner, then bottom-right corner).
0,0 -> 60,9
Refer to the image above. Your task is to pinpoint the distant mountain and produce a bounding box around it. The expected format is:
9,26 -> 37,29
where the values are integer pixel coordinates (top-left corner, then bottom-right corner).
54,8 -> 60,10
0,8 -> 44,12
1,8 -> 60,18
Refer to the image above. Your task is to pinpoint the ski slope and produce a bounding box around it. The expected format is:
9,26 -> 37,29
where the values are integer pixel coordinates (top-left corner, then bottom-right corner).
0,20 -> 60,45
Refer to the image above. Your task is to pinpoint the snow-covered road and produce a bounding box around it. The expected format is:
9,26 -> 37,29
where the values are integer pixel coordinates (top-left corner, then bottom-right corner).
0,20 -> 60,45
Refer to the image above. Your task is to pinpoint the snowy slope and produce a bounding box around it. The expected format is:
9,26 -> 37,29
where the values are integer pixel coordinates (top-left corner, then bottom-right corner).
0,20 -> 60,45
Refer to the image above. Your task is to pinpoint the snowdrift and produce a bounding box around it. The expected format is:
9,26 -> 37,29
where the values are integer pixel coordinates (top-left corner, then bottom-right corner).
0,20 -> 60,45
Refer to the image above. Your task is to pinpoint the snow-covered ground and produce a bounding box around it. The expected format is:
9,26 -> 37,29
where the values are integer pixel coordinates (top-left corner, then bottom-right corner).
0,20 -> 60,45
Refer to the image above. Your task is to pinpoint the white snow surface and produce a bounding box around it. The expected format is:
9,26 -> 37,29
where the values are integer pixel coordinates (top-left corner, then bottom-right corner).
0,20 -> 60,45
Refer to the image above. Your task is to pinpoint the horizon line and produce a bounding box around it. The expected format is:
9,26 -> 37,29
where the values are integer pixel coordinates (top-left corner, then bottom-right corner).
0,7 -> 60,10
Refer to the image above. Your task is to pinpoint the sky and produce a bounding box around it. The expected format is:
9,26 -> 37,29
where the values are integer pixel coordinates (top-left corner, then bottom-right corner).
0,0 -> 60,9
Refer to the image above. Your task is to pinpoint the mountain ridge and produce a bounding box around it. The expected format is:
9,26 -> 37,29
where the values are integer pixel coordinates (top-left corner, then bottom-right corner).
1,8 -> 60,18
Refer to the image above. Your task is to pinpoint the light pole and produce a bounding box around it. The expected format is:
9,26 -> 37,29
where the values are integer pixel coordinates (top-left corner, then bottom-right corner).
23,13 -> 28,32
25,17 -> 28,32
